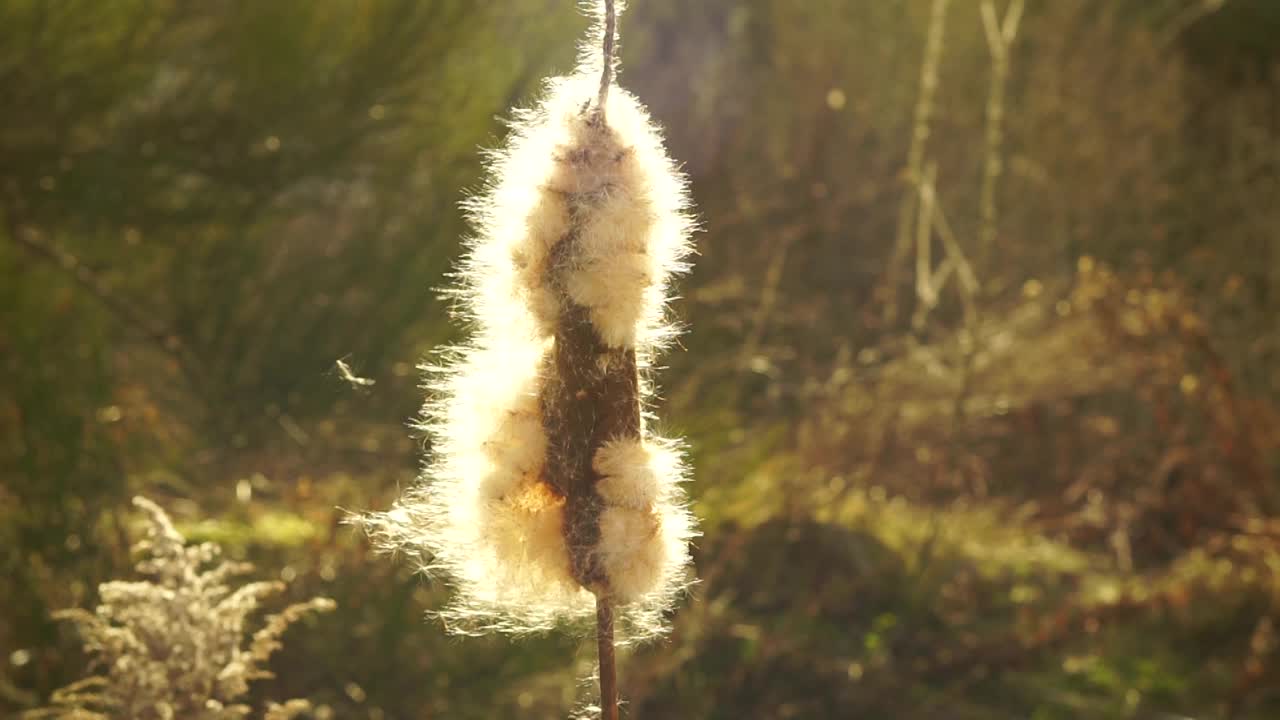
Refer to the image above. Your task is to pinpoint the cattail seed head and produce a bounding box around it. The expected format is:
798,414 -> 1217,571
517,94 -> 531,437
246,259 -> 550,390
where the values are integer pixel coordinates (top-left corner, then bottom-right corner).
360,1 -> 696,641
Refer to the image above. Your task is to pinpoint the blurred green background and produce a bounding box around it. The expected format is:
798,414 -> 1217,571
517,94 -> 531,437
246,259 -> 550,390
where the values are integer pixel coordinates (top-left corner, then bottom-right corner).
3,0 -> 1280,717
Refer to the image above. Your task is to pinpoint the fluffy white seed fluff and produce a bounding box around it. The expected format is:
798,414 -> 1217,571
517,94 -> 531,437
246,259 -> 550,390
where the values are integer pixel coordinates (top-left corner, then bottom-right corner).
594,438 -> 695,604
360,7 -> 696,640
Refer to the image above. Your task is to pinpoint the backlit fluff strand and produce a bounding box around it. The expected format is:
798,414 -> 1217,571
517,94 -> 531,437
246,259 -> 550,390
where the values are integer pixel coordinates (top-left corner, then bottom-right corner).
361,1 -> 696,641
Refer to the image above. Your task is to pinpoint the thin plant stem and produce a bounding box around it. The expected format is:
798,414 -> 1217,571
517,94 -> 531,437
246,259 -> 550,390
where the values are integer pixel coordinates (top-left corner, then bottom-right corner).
884,0 -> 951,324
911,162 -> 939,331
978,0 -> 1023,269
598,0 -> 616,115
597,596 -> 618,720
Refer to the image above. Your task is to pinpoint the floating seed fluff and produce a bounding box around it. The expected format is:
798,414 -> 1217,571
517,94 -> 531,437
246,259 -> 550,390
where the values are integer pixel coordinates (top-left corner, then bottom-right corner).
363,5 -> 696,639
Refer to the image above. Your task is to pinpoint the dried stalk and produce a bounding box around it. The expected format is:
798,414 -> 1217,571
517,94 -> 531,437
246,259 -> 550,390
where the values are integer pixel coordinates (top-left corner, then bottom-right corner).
909,162 -> 979,331
978,0 -> 1024,268
597,0 -> 617,114
597,598 -> 619,720
912,162 -> 939,331
885,0 -> 951,324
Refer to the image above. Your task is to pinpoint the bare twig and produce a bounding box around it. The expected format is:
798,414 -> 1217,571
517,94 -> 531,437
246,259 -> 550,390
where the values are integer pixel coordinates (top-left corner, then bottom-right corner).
884,0 -> 951,324
6,220 -> 176,350
910,163 -> 979,330
926,189 -> 979,303
912,163 -> 940,330
978,0 -> 1024,268
4,215 -> 210,391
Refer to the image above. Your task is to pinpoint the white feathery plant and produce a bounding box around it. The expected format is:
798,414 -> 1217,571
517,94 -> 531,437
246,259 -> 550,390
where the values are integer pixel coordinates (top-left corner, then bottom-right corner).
26,497 -> 335,720
357,0 -> 697,715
